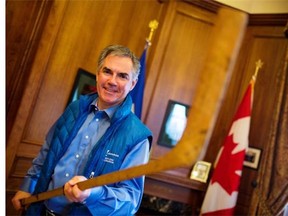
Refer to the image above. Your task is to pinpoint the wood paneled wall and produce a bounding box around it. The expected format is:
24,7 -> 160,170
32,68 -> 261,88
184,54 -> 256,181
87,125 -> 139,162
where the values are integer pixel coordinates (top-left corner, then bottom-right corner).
206,24 -> 288,214
6,1 -> 167,215
6,0 -> 288,215
6,0 -> 166,179
144,0 -> 216,175
6,0 -> 53,139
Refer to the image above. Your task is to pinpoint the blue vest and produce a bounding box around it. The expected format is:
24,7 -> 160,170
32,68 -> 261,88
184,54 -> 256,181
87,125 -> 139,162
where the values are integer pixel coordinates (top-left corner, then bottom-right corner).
25,93 -> 152,215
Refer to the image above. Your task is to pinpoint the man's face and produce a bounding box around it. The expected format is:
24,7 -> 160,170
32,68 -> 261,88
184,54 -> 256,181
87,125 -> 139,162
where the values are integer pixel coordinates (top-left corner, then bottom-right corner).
96,55 -> 137,110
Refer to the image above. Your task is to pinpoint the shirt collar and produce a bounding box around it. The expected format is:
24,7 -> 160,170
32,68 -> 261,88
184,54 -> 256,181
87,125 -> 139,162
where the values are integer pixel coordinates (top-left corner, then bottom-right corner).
89,99 -> 119,120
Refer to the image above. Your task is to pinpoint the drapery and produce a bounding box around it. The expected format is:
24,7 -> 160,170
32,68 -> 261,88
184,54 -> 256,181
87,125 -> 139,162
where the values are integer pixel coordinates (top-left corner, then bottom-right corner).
249,47 -> 288,215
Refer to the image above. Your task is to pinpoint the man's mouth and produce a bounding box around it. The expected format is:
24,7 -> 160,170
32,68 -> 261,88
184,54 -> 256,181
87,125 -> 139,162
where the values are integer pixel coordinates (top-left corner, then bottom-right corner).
103,86 -> 118,94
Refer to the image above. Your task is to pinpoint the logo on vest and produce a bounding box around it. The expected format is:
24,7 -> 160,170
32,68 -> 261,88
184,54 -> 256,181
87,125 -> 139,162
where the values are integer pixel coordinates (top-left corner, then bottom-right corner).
104,150 -> 119,164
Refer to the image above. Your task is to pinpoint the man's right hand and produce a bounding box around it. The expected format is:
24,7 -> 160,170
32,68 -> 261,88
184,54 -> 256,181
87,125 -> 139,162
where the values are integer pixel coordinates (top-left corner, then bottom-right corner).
11,190 -> 31,211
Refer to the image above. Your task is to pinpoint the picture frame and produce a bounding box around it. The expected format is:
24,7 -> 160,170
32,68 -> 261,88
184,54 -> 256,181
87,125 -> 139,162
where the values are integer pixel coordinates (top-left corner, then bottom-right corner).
157,100 -> 190,148
190,161 -> 211,183
67,68 -> 96,105
244,147 -> 262,170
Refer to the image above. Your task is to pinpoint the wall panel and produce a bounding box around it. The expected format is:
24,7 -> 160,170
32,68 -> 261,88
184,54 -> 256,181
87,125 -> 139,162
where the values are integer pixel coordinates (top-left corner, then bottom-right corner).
205,25 -> 288,214
142,2 -> 219,212
145,1 -> 215,160
6,1 -> 166,214
6,0 -> 288,215
6,0 -> 166,195
6,0 -> 53,139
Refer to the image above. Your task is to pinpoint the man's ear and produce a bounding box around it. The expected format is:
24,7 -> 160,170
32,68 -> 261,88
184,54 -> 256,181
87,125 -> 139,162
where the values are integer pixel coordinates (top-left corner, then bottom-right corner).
96,71 -> 99,82
130,78 -> 138,91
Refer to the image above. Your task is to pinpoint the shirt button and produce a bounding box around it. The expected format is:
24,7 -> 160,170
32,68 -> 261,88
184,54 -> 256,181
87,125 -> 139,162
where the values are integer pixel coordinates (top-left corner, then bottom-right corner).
76,154 -> 80,158
96,118 -> 99,122
85,135 -> 89,139
65,173 -> 69,177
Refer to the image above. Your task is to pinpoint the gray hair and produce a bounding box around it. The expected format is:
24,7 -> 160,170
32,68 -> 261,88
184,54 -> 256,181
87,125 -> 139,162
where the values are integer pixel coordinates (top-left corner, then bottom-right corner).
97,45 -> 140,80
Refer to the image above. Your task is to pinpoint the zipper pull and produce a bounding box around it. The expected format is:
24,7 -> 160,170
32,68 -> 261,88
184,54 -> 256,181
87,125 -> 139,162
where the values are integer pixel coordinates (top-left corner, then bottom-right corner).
89,172 -> 95,179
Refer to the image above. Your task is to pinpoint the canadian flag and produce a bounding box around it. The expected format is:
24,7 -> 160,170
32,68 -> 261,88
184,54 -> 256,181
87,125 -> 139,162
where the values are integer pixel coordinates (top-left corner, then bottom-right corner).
200,79 -> 254,215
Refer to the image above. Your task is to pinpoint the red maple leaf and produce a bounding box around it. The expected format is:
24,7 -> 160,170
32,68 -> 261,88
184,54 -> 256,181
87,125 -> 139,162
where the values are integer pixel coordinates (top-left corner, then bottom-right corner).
211,134 -> 246,195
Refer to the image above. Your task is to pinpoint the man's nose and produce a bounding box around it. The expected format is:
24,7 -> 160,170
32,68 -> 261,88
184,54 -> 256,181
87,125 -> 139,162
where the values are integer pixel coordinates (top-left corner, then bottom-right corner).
107,74 -> 117,85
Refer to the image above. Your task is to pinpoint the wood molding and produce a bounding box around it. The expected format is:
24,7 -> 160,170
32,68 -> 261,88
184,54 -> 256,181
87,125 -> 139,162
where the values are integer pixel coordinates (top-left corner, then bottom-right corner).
184,0 -> 288,26
147,172 -> 207,191
183,0 -> 220,13
249,14 -> 288,26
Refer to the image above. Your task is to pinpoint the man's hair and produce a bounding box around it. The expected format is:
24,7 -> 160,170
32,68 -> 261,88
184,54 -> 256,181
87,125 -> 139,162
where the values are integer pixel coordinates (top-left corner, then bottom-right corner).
97,45 -> 140,80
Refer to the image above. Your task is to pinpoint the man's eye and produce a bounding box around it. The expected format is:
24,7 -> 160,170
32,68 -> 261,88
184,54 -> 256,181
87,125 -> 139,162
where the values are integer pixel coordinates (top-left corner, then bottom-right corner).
119,73 -> 129,80
103,68 -> 111,74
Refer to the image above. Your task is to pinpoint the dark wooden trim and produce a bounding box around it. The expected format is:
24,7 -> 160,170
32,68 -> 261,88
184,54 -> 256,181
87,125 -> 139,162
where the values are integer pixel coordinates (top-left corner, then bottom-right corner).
184,0 -> 288,26
147,172 -> 207,191
183,0 -> 220,13
249,14 -> 288,26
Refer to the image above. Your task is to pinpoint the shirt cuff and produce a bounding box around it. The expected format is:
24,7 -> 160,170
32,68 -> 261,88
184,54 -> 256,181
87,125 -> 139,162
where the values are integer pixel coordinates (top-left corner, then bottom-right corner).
19,176 -> 37,193
82,186 -> 104,205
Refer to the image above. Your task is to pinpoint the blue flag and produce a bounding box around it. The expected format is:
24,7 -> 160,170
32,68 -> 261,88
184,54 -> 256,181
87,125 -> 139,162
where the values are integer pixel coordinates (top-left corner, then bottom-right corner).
130,47 -> 147,119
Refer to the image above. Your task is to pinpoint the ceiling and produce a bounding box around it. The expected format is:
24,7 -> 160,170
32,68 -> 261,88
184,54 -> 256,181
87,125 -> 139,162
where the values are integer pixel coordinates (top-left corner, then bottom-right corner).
214,0 -> 288,14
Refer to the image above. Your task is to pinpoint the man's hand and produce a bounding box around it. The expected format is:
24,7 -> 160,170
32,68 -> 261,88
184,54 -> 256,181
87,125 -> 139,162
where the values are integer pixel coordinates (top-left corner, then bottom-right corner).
64,176 -> 91,203
12,190 -> 31,211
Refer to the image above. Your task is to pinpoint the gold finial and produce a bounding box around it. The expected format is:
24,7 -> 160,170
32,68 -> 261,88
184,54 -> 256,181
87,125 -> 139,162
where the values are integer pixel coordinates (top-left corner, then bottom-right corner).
253,59 -> 263,81
146,20 -> 159,45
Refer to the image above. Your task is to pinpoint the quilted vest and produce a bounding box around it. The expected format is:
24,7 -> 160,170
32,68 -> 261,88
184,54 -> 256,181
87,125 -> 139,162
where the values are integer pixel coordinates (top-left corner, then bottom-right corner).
25,93 -> 152,215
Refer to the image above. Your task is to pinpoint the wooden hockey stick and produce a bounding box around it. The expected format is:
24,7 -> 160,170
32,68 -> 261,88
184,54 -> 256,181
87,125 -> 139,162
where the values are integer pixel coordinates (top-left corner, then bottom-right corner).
21,7 -> 248,206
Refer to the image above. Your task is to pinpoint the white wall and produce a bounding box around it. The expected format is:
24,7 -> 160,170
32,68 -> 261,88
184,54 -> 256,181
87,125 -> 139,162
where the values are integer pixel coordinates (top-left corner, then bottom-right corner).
214,0 -> 288,14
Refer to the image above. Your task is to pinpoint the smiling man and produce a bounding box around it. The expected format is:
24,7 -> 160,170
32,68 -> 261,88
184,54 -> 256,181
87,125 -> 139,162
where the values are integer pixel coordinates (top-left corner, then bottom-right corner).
97,53 -> 137,109
12,45 -> 153,216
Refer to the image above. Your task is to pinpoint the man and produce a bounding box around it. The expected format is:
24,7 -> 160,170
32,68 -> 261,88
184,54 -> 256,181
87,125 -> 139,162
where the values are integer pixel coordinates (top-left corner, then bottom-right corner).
12,45 -> 153,215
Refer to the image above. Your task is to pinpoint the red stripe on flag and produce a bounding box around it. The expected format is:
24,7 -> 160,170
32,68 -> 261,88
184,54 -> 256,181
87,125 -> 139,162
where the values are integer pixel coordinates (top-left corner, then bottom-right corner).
233,82 -> 252,121
202,207 -> 234,216
200,80 -> 254,216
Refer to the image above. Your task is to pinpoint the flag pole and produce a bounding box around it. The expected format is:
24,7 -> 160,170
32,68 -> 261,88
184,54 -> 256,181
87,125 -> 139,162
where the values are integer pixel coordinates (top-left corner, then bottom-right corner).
253,59 -> 263,82
146,19 -> 159,47
130,19 -> 159,118
251,59 -> 263,94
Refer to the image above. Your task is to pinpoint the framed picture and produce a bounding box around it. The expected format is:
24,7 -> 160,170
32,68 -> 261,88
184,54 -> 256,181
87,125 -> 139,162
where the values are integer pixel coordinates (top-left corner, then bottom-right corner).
67,68 -> 96,105
244,147 -> 262,170
157,100 -> 190,148
190,161 -> 211,183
